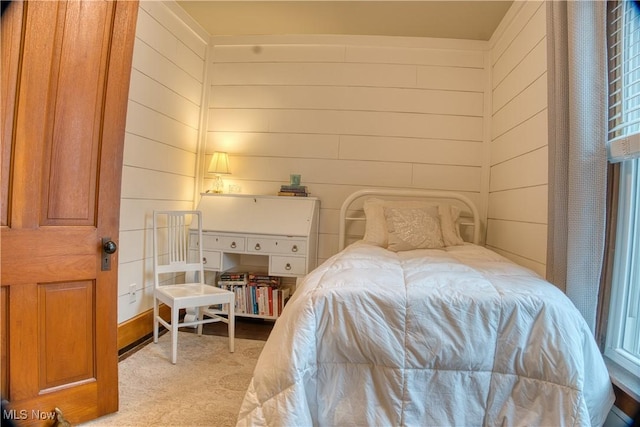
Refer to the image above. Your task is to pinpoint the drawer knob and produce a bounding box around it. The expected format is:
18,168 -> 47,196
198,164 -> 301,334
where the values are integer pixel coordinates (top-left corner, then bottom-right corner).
230,241 -> 236,249
203,257 -> 207,265
255,243 -> 261,251
285,263 -> 292,270
291,245 -> 298,253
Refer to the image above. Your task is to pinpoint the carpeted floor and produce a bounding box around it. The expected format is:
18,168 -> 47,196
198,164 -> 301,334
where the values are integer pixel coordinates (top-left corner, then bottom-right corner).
80,332 -> 265,427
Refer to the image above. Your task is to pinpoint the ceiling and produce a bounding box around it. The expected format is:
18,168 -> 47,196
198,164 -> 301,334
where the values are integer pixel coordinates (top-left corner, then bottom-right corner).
176,1 -> 514,41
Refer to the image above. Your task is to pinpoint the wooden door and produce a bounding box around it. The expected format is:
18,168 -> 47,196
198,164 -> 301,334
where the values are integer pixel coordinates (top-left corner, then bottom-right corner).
1,0 -> 138,424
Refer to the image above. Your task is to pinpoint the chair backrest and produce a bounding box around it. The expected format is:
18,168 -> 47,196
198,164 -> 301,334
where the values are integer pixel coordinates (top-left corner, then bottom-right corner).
153,210 -> 204,288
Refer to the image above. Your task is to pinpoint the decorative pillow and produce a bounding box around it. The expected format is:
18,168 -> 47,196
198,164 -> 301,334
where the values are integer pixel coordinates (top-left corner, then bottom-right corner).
385,207 -> 444,251
438,204 -> 465,246
363,199 -> 438,247
363,198 -> 465,247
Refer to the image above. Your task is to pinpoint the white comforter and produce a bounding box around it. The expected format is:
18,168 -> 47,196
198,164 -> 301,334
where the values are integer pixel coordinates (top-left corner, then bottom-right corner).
237,242 -> 614,427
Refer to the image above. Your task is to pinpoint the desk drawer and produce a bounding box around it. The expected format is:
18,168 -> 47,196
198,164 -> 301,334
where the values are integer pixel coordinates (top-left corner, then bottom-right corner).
270,256 -> 306,276
247,237 -> 306,255
202,234 -> 245,252
202,250 -> 221,270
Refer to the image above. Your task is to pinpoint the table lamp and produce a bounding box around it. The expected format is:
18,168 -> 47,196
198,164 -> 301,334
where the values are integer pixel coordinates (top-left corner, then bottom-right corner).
208,151 -> 230,193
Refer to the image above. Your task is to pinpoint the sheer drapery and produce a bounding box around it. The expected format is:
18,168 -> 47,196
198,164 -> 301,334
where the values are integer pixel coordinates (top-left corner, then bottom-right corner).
546,1 -> 609,333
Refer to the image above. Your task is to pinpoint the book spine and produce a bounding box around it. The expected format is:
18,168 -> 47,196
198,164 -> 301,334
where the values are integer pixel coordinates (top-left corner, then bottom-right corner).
251,286 -> 258,314
219,273 -> 247,281
280,288 -> 290,314
280,185 -> 307,192
218,280 -> 247,287
278,191 -> 309,197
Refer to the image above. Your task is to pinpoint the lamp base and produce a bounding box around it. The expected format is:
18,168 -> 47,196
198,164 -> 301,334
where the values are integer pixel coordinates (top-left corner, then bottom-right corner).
211,174 -> 224,193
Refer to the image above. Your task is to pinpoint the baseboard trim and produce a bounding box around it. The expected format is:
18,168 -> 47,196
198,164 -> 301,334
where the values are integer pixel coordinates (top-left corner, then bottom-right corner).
117,305 -> 170,352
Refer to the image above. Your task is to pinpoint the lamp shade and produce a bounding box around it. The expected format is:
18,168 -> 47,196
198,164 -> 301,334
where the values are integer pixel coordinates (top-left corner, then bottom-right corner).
208,151 -> 231,175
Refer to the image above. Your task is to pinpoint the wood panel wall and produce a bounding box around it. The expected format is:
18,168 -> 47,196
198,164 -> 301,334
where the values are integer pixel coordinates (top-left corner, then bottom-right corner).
487,1 -> 548,276
117,1 -> 209,323
205,35 -> 489,263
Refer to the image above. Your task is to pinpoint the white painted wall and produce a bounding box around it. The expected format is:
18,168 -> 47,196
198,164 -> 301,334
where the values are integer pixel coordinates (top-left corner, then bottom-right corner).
117,1 -> 209,323
204,35 -> 489,264
486,1 -> 548,276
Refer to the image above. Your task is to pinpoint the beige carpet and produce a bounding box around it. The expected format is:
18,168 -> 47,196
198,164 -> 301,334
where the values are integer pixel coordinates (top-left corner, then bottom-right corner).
80,332 -> 264,427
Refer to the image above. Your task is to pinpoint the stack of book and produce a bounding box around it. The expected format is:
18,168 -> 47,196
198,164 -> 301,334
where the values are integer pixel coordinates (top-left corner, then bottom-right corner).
248,272 -> 281,287
278,185 -> 309,197
218,271 -> 248,285
248,273 -> 288,317
216,272 -> 248,312
216,271 -> 290,317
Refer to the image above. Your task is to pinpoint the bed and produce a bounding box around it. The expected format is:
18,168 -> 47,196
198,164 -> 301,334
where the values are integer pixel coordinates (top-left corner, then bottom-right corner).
237,189 -> 615,426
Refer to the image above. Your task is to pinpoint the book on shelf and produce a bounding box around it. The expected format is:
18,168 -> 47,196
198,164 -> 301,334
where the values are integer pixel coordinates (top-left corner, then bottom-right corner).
274,287 -> 290,316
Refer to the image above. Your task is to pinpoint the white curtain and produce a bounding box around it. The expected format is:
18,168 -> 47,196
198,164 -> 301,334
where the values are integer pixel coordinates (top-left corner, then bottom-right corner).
546,0 -> 608,333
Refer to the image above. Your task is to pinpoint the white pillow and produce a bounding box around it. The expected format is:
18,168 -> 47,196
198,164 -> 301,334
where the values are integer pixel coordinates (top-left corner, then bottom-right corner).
385,207 -> 444,251
362,198 -> 386,246
363,199 -> 436,247
362,198 -> 464,247
439,204 -> 464,246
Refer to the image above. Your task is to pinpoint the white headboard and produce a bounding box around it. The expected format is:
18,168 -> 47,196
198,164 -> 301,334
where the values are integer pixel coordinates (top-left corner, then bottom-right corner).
338,189 -> 481,251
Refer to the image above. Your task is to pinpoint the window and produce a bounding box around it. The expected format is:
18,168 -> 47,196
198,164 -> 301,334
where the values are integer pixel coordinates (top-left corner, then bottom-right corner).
605,0 -> 640,380
606,159 -> 640,375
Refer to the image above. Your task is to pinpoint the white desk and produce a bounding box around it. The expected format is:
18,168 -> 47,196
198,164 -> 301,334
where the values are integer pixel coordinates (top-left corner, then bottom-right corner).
194,193 -> 320,277
191,193 -> 320,320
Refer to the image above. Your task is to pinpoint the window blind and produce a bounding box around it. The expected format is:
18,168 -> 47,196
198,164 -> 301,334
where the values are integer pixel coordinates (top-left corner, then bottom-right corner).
608,0 -> 640,162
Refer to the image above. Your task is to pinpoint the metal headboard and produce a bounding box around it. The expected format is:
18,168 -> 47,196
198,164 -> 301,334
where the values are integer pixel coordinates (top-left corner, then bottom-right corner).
338,188 -> 481,251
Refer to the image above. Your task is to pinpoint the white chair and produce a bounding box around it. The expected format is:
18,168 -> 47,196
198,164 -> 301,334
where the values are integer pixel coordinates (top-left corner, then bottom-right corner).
153,210 -> 235,364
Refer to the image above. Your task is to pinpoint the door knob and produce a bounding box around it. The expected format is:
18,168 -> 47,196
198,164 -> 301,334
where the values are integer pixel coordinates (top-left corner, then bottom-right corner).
103,240 -> 117,254
101,237 -> 117,271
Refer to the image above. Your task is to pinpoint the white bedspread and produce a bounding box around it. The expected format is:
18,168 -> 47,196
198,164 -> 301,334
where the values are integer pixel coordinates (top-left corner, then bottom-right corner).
237,242 -> 614,426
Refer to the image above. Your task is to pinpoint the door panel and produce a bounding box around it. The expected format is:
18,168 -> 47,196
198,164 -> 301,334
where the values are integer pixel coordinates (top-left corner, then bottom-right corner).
0,1 -> 138,424
43,0 -> 110,224
0,0 -> 22,227
1,287 -> 7,398
38,281 -> 95,391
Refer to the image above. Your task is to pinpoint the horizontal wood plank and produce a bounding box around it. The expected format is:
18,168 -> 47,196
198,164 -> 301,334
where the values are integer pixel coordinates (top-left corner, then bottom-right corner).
491,109 -> 548,166
489,147 -> 548,192
485,219 -> 547,265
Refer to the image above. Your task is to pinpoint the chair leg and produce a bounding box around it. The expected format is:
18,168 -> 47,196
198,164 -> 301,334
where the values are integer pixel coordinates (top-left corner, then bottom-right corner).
228,298 -> 235,353
153,298 -> 159,344
196,307 -> 203,336
171,307 -> 179,364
